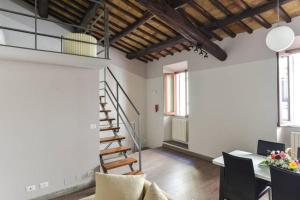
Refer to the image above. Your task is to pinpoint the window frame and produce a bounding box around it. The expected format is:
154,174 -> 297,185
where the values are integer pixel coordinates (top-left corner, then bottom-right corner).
164,70 -> 188,117
164,73 -> 176,116
277,52 -> 300,127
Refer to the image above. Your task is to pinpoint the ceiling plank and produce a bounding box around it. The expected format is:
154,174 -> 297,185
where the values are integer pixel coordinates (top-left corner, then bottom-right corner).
177,8 -> 223,41
209,0 -> 253,34
127,36 -> 186,59
279,7 -> 292,22
235,0 -> 271,29
188,1 -> 236,38
127,0 -> 292,60
207,0 -> 292,31
133,0 -> 227,61
110,0 -> 191,44
110,11 -> 152,44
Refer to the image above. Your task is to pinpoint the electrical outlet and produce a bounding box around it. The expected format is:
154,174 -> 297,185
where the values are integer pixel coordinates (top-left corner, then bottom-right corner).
26,185 -> 36,192
40,182 -> 49,189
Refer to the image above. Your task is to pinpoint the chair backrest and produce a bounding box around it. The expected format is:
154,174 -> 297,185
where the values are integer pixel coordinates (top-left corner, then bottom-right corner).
222,152 -> 257,200
270,166 -> 300,200
297,147 -> 300,160
257,140 -> 285,156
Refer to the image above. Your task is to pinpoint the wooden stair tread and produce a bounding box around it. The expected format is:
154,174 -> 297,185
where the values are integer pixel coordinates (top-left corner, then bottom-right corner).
100,146 -> 131,156
102,157 -> 137,170
100,118 -> 115,122
123,170 -> 143,175
100,127 -> 120,131
100,110 -> 111,112
100,136 -> 125,143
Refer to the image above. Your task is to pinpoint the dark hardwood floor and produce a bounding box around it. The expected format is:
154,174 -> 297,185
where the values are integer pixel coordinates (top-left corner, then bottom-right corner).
52,148 -> 268,200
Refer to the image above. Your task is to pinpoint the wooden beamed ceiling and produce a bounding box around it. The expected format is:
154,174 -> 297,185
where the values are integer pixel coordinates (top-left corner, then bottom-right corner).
21,0 -> 300,62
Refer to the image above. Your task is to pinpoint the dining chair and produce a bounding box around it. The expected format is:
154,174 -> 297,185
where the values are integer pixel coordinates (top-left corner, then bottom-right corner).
222,152 -> 271,200
297,147 -> 300,160
270,166 -> 300,200
257,140 -> 285,156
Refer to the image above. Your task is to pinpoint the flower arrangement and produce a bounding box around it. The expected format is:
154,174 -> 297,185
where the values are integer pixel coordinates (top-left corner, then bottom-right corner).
260,148 -> 300,173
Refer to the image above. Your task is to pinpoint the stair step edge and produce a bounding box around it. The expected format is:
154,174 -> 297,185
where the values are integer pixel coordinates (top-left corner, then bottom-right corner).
100,146 -> 131,156
100,136 -> 125,143
102,157 -> 137,170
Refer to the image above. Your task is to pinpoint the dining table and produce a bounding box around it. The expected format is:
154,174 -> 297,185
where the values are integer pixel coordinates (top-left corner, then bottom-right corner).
212,150 -> 270,200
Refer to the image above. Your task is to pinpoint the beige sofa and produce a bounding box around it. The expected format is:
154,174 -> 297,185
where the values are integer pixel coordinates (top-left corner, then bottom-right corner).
80,180 -> 172,200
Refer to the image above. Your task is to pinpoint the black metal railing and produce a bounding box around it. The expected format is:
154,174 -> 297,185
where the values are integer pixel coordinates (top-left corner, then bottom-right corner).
100,66 -> 142,171
0,0 -> 109,59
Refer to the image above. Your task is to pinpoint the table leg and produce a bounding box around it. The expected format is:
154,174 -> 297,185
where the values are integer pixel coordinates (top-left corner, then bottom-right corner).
219,167 -> 224,200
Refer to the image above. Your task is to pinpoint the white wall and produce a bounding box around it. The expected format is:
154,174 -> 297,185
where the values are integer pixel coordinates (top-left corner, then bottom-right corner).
0,2 -> 147,199
0,1 -> 99,200
0,60 -> 99,200
145,16 -> 300,157
0,0 -> 69,51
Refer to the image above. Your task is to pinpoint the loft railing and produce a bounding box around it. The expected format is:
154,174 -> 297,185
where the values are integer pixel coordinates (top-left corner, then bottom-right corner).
0,0 -> 109,59
99,66 -> 142,171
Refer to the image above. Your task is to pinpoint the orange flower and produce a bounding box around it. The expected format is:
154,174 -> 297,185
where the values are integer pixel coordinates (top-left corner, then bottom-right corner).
289,161 -> 298,170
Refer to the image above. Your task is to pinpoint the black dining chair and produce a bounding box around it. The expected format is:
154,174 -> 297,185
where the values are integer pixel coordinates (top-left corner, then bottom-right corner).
222,152 -> 271,200
257,140 -> 285,156
270,166 -> 300,200
297,147 -> 300,160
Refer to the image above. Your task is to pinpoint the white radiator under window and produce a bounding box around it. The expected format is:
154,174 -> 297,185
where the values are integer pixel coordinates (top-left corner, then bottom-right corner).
291,132 -> 300,158
172,117 -> 188,142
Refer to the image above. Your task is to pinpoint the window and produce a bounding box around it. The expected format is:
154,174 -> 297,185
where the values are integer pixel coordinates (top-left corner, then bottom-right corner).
164,71 -> 188,116
278,52 -> 300,126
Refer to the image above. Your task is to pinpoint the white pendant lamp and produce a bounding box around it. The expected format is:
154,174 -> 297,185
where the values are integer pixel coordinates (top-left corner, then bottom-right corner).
266,0 -> 295,52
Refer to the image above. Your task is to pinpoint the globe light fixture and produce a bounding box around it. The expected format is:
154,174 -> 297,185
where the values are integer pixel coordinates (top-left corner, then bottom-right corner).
266,25 -> 295,52
266,0 -> 295,52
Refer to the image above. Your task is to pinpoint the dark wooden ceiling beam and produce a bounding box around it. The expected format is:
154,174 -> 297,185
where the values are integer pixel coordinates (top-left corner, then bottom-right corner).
278,7 -> 292,22
127,36 -> 186,59
97,16 -> 178,56
127,0 -> 292,60
235,0 -> 271,29
188,1 -> 236,38
207,0 -> 292,30
110,11 -> 152,44
134,0 -> 227,61
209,0 -> 253,34
79,1 -> 100,29
267,0 -> 291,22
178,9 -> 222,41
110,0 -> 192,44
38,0 -> 49,18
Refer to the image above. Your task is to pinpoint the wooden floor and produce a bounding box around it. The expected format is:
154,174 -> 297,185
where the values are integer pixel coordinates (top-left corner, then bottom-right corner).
52,148 -> 269,200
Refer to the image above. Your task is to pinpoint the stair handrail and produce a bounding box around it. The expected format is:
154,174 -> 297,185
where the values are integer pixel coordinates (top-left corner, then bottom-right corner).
106,67 -> 140,115
100,66 -> 142,171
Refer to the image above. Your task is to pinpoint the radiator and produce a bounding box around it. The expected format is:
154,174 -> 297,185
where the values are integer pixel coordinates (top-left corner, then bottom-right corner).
291,132 -> 300,159
172,117 -> 188,142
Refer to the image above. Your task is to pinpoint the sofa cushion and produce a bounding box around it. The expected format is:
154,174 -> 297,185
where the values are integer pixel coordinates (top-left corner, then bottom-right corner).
95,173 -> 145,200
143,183 -> 168,200
144,180 -> 172,200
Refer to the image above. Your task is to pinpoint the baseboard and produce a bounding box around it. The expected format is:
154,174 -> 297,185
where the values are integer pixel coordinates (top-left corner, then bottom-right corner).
30,180 -> 95,200
162,142 -> 213,162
